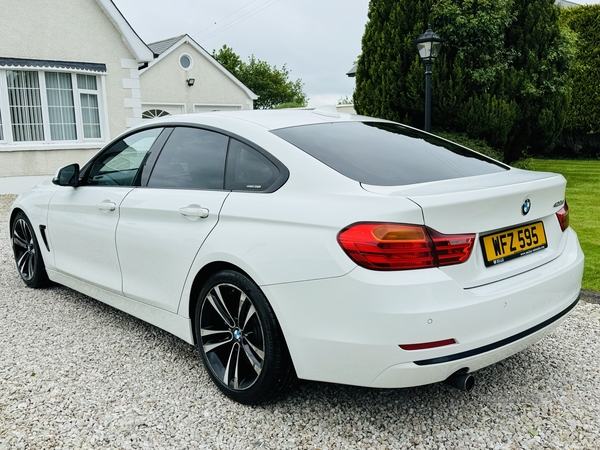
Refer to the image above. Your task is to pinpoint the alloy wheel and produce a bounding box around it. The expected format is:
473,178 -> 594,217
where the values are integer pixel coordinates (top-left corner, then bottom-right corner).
199,283 -> 266,391
12,218 -> 36,282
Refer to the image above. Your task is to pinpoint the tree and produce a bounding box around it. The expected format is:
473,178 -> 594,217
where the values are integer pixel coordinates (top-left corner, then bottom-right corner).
211,45 -> 244,74
553,4 -> 600,158
353,0 -> 434,124
500,0 -> 573,162
274,102 -> 306,109
212,45 -> 308,109
354,0 -> 574,163
560,5 -> 600,136
432,0 -> 519,150
337,95 -> 353,105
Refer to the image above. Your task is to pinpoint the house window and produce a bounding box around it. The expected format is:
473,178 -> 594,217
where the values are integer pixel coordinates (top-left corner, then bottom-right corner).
6,70 -> 45,142
77,74 -> 101,139
179,54 -> 193,71
46,72 -> 76,141
142,109 -> 171,119
0,69 -> 105,146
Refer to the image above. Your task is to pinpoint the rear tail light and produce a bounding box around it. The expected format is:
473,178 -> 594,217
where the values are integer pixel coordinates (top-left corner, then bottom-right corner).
337,223 -> 475,271
556,201 -> 569,232
428,228 -> 476,266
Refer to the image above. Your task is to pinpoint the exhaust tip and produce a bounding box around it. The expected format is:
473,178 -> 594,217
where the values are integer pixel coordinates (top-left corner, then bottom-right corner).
443,371 -> 475,392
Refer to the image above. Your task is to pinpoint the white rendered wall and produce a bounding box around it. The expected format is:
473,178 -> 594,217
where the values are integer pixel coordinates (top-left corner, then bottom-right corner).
0,149 -> 99,177
140,42 -> 253,113
0,0 -> 141,175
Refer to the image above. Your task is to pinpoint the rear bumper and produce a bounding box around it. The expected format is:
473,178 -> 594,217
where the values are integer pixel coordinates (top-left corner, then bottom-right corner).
414,296 -> 578,366
263,228 -> 584,388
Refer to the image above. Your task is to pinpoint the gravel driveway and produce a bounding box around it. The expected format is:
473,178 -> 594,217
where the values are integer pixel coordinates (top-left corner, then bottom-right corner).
1,194 -> 599,449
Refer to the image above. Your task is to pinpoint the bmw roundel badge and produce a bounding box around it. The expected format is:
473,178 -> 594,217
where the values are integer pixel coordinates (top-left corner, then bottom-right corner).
522,199 -> 531,216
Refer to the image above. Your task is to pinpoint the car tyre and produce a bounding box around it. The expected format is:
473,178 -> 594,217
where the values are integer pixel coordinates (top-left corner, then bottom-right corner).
11,212 -> 49,288
195,270 -> 296,404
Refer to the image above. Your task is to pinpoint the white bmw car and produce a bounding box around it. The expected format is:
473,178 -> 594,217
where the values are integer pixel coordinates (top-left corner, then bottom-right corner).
10,107 -> 584,404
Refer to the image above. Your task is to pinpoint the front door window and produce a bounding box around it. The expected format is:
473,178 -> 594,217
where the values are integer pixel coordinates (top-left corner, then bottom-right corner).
86,127 -> 163,186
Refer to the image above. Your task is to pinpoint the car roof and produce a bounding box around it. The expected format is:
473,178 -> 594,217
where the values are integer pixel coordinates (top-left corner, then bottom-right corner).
139,106 -> 384,132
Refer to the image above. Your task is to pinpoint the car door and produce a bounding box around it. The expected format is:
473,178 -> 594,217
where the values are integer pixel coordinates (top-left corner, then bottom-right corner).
116,127 -> 230,312
47,127 -> 165,293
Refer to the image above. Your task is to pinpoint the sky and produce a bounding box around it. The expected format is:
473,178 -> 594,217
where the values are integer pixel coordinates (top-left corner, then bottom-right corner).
112,0 -> 600,107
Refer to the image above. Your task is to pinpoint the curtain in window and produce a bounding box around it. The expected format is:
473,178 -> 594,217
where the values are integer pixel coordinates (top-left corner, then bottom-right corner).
45,72 -> 76,141
0,109 -> 3,140
77,74 -> 100,139
77,74 -> 97,90
80,93 -> 101,138
6,70 -> 44,142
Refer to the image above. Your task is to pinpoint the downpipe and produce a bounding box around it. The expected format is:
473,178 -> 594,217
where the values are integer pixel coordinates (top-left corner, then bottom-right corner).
443,371 -> 475,392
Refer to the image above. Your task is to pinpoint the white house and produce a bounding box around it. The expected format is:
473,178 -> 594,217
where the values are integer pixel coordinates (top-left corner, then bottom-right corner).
0,0 -> 256,177
0,0 -> 155,176
141,35 -> 257,117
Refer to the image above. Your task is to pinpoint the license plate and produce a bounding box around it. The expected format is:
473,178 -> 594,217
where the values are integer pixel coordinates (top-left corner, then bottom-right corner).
480,222 -> 547,266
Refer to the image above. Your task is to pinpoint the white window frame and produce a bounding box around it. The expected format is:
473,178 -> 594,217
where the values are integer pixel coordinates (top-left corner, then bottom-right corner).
0,68 -> 108,151
141,102 -> 186,116
179,53 -> 194,71
0,72 -> 10,144
0,102 -> 4,143
76,74 -> 103,141
44,72 -> 78,142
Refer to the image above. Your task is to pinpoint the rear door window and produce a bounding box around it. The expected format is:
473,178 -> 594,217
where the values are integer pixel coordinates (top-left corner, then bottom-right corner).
272,121 -> 507,186
147,127 -> 228,190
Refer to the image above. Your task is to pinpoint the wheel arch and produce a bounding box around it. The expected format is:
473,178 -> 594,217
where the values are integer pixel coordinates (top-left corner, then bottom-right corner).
9,207 -> 25,235
10,207 -> 51,256
191,262 -> 297,403
9,207 -> 51,288
188,261 -> 254,345
187,260 -> 294,368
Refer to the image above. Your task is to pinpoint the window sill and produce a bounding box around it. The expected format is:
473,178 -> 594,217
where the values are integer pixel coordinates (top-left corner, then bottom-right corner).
0,141 -> 106,152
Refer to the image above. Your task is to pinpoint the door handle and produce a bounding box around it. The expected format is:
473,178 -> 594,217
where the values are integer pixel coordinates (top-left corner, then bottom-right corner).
97,201 -> 116,212
178,206 -> 209,219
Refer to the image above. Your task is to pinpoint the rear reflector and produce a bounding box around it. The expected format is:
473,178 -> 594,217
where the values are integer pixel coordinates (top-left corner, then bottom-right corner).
337,223 -> 475,270
400,339 -> 457,351
556,201 -> 569,232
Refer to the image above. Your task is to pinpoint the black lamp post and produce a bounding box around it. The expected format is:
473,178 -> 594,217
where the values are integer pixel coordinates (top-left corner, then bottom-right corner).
415,25 -> 443,132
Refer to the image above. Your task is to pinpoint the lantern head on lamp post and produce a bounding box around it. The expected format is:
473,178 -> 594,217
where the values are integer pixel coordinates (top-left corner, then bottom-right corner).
415,25 -> 443,132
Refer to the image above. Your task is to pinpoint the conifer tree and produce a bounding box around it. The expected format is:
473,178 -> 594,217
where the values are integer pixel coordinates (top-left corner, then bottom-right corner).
560,5 -> 600,136
354,0 -> 573,163
353,0 -> 434,125
501,0 -> 572,162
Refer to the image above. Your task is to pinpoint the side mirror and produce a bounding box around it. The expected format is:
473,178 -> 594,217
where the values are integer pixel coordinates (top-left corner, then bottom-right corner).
52,163 -> 80,187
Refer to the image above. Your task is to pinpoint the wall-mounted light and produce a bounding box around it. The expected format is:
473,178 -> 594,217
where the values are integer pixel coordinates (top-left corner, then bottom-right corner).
186,78 -> 195,87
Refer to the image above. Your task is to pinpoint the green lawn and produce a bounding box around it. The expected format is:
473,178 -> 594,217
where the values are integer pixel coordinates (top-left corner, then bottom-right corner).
529,159 -> 600,292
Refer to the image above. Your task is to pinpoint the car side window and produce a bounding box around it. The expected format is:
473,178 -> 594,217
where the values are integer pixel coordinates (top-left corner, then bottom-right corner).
86,128 -> 163,186
147,127 -> 228,190
225,139 -> 280,191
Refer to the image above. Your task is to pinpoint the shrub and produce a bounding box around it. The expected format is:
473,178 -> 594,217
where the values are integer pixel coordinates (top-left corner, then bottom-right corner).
557,5 -> 600,158
354,0 -> 574,164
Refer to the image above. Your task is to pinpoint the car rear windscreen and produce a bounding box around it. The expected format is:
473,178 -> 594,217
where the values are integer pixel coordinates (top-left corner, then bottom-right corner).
271,121 -> 508,186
